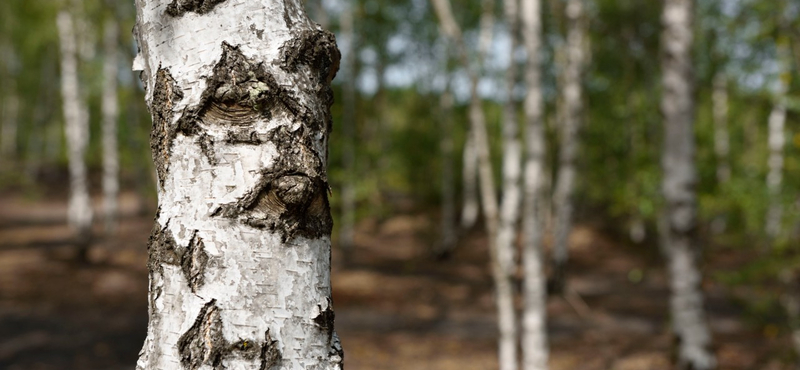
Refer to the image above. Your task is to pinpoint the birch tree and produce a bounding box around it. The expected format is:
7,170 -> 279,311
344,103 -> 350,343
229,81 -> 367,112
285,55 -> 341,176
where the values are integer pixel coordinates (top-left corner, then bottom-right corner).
431,1 -> 516,369
102,18 -> 120,234
712,72 -> 729,185
520,0 -> 549,368
58,9 -> 93,250
132,1 -> 343,369
765,38 -> 790,241
660,0 -> 716,368
551,0 -> 586,291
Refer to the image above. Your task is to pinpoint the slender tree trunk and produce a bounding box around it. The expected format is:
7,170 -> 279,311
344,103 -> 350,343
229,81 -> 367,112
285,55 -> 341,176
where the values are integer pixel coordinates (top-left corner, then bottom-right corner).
339,5 -> 356,263
58,10 -> 93,250
551,0 -> 586,292
133,1 -> 343,368
520,0 -> 549,368
712,72 -> 730,185
660,0 -> 716,368
765,40 -> 789,241
459,0 -> 494,234
438,84 -> 457,256
461,132 -> 480,230
102,18 -> 120,234
431,1 -> 515,369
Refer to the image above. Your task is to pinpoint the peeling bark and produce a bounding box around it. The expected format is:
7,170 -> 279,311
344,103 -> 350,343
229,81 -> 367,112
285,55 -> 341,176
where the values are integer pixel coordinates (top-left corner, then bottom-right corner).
660,0 -> 716,368
134,1 -> 342,369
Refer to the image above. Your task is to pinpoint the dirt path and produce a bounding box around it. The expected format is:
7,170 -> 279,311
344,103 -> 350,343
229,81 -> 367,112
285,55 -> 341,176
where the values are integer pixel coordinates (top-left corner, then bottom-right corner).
0,192 -> 791,369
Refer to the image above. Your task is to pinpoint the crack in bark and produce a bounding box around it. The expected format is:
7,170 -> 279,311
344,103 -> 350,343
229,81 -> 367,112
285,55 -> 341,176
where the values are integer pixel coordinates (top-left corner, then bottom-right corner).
147,217 -> 180,274
166,0 -> 227,17
259,329 -> 281,370
178,300 -> 226,370
150,69 -> 183,186
181,231 -> 210,293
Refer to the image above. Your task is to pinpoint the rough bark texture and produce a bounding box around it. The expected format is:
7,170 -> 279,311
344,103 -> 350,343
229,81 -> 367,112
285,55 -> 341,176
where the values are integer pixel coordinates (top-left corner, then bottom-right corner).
102,18 -> 120,234
339,5 -> 356,262
551,0 -> 586,291
520,0 -> 549,368
431,1 -> 515,369
765,41 -> 789,241
58,10 -> 93,246
133,1 -> 343,369
660,0 -> 716,368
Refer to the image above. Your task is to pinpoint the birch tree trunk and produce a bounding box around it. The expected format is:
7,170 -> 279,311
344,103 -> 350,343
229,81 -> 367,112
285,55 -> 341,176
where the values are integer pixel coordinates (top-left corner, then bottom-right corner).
660,0 -> 716,368
58,10 -> 93,249
339,4 -> 356,263
102,18 -> 120,234
438,84 -> 457,256
431,1 -> 515,369
551,0 -> 586,292
520,0 -> 549,368
459,0 -> 494,233
765,40 -> 789,241
133,1 -> 343,369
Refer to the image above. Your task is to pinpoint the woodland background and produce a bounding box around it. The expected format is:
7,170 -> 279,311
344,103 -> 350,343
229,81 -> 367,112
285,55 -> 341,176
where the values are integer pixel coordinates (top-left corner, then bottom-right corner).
1,0 -> 799,369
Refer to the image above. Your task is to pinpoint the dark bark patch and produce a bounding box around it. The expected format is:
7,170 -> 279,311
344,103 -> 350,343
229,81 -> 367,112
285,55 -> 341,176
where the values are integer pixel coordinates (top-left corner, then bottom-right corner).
181,231 -> 210,293
147,219 -> 181,274
150,68 -> 183,187
313,303 -> 335,330
166,0 -> 227,17
279,29 -> 340,86
259,329 -> 281,370
178,300 -> 226,370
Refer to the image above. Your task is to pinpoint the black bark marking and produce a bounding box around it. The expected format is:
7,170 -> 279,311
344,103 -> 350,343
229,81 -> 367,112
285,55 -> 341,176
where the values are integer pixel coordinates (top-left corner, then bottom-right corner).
178,300 -> 226,370
198,133 -> 218,165
181,231 -> 210,293
282,0 -> 294,29
313,303 -> 335,330
147,218 -> 181,275
166,0 -> 227,17
214,124 -> 332,241
150,68 -> 183,186
259,329 -> 281,370
279,29 -> 340,135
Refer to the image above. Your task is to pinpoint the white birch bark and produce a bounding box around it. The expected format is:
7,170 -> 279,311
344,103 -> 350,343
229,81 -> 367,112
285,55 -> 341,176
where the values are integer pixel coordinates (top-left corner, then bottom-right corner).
551,0 -> 586,290
765,41 -> 789,240
133,1 -> 343,369
459,0 -> 494,233
431,1 -> 515,369
339,4 -> 356,262
58,10 -> 93,245
660,0 -> 716,368
520,0 -> 549,368
460,133 -> 480,230
102,19 -> 120,234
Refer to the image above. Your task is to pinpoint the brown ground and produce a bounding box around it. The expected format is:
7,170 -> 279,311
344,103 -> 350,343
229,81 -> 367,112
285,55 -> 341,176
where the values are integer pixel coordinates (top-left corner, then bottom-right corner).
0,190 -> 792,370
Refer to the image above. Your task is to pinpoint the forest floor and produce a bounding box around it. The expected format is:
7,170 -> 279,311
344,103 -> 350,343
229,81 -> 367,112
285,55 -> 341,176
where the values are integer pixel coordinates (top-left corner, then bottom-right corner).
0,189 -> 793,370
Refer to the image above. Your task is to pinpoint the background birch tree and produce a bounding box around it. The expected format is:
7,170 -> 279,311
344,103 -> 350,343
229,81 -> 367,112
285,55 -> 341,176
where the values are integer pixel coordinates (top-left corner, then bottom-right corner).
101,17 -> 120,234
133,1 -> 343,368
521,0 -> 549,368
58,8 -> 93,253
550,0 -> 586,292
660,0 -> 716,368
